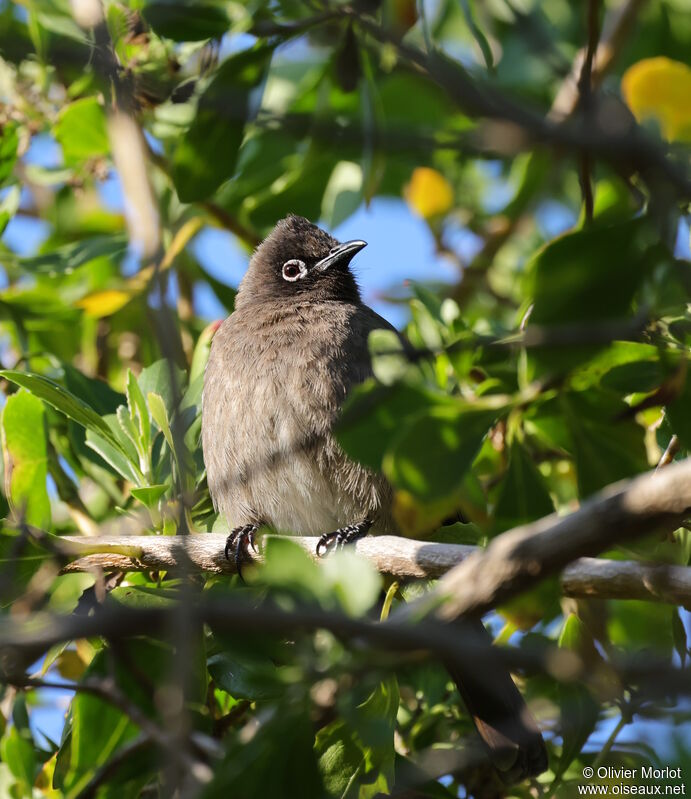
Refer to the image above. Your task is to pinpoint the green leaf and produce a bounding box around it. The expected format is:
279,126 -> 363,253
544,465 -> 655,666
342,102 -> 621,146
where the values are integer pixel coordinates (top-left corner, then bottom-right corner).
337,381 -> 449,471
0,370 -> 122,448
147,392 -> 174,453
85,429 -> 144,485
321,160 -> 363,228
207,650 -> 285,701
316,675 -> 399,798
0,121 -> 19,187
570,342 -> 665,392
53,97 -> 109,163
529,217 -> 654,326
258,537 -> 323,600
127,369 -> 152,456
561,391 -> 648,498
61,364 -> 125,415
319,549 -> 382,617
142,0 -> 232,41
137,360 -> 186,416
172,45 -> 273,202
1,390 -> 51,528
0,525 -> 52,606
384,406 -> 498,501
0,725 -> 36,789
608,600 -> 676,654
0,184 -> 21,235
130,484 -> 168,507
556,615 -> 600,775
493,440 -> 554,534
666,369 -> 691,450
368,329 -> 410,386
201,706 -> 322,799
62,642 -> 174,794
8,233 -> 128,276
525,218 -> 657,376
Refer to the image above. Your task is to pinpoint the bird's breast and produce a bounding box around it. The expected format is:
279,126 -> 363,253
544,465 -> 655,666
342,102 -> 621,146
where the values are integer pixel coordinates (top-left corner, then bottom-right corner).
202,303 -> 367,533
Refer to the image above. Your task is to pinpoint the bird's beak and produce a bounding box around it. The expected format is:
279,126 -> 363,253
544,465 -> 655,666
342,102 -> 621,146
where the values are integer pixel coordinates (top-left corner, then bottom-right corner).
314,239 -> 367,272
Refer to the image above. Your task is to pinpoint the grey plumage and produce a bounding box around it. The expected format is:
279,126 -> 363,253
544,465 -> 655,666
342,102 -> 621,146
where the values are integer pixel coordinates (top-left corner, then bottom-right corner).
202,214 -> 396,536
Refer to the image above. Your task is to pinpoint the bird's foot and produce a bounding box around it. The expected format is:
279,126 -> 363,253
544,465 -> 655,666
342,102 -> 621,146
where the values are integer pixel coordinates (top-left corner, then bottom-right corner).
316,518 -> 373,557
224,524 -> 259,580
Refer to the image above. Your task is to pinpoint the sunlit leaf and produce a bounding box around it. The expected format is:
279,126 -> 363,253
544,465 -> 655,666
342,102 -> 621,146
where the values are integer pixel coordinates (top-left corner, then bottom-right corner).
1,390 -> 51,528
405,167 -> 454,219
75,289 -> 132,317
0,121 -> 19,186
53,97 -> 110,163
622,57 -> 691,142
0,370 -> 122,448
8,234 -> 128,276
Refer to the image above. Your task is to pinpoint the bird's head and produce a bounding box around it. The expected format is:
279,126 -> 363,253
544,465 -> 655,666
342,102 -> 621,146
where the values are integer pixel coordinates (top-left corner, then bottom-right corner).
236,215 -> 366,307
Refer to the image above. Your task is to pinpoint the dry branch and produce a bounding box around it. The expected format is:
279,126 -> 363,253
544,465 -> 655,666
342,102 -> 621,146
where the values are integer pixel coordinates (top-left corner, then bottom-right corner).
60,534 -> 691,607
396,458 -> 691,623
58,460 -> 691,608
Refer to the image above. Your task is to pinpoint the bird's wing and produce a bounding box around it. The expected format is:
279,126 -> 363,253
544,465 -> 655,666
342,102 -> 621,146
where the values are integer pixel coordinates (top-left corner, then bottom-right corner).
346,304 -> 409,385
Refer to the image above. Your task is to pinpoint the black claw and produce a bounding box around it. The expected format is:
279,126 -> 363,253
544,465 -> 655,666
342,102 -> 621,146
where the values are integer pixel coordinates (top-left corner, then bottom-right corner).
315,519 -> 372,557
224,524 -> 259,581
316,532 -> 336,557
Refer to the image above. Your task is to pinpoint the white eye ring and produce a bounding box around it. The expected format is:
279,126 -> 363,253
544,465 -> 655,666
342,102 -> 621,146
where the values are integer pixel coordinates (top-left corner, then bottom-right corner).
282,259 -> 307,282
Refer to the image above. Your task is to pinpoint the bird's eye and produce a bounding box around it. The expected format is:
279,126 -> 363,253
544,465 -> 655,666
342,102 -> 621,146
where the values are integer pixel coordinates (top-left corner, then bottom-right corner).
282,259 -> 306,282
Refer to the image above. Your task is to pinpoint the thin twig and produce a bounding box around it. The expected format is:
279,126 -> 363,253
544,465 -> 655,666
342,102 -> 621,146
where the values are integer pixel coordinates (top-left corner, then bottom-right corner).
657,434 -> 680,471
576,0 -> 601,222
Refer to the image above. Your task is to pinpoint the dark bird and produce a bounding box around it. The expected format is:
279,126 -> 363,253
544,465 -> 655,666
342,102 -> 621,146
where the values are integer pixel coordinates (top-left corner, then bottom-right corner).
201,214 -> 547,781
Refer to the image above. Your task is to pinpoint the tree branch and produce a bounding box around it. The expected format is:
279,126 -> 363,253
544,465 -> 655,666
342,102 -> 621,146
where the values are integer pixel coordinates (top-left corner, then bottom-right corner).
58,533 -> 691,607
396,458 -> 691,623
53,460 -> 691,607
1,592 -> 689,701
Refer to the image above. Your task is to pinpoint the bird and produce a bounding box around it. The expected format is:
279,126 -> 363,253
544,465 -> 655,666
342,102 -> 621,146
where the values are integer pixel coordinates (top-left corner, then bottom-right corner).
201,214 -> 548,781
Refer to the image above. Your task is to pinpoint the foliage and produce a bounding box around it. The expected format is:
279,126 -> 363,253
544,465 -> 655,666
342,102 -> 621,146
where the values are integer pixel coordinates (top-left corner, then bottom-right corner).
0,0 -> 690,798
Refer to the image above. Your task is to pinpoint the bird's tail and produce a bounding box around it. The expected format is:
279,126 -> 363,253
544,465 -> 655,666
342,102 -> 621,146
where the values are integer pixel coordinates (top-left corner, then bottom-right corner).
445,618 -> 548,782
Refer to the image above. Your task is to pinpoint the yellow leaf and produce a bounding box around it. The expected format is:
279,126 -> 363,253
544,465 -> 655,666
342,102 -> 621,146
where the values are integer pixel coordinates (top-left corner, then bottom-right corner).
405,167 -> 454,219
55,649 -> 87,681
76,289 -> 132,317
621,57 -> 691,142
392,489 -> 457,536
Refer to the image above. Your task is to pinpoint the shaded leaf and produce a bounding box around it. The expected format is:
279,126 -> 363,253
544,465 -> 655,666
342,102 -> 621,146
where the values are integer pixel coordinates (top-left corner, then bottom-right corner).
142,0 -> 231,41
172,44 -> 272,201
493,440 -> 554,534
556,615 -> 600,775
337,381 -> 451,471
561,391 -> 648,498
384,406 -> 498,501
201,707 -> 322,799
